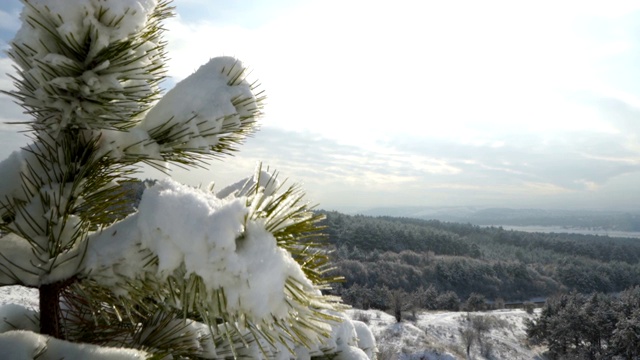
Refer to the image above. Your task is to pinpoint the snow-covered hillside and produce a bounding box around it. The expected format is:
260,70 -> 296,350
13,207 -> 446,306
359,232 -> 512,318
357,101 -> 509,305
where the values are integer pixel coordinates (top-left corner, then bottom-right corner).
346,308 -> 547,360
1,285 -> 545,359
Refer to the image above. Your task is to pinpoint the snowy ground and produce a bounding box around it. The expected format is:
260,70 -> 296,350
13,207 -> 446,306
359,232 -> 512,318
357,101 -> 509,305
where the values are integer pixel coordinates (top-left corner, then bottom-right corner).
1,286 -> 546,360
346,308 -> 547,360
0,286 -> 38,310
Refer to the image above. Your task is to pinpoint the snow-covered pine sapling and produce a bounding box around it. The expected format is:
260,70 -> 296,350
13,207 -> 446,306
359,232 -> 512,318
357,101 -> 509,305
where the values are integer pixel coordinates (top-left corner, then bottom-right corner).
0,0 -> 374,358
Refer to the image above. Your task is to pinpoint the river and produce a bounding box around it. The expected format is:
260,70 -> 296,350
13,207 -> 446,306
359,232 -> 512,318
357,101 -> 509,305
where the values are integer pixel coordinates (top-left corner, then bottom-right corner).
488,225 -> 640,239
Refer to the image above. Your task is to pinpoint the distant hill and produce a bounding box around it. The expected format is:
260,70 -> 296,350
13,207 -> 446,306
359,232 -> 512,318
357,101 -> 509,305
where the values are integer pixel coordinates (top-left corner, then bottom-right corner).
358,206 -> 640,232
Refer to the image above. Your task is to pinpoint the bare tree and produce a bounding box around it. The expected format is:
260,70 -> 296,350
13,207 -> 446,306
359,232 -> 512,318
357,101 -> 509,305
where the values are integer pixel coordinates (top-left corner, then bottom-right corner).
387,289 -> 411,322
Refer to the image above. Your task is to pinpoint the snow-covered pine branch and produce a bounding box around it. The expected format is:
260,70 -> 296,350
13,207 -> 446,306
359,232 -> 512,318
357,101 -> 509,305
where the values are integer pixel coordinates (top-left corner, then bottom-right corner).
0,0 -> 375,358
80,169 -> 369,358
98,56 -> 263,165
6,0 -> 169,132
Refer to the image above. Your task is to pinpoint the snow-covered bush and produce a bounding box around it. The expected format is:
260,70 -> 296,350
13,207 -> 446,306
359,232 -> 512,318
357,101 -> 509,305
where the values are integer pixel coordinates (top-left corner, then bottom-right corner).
0,0 -> 374,358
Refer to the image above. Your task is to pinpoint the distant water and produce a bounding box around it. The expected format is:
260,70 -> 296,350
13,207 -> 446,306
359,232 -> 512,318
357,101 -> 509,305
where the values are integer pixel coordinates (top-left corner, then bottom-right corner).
488,225 -> 640,239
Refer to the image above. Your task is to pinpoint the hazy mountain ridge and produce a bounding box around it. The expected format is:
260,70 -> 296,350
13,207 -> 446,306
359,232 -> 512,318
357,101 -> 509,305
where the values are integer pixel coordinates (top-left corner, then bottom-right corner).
359,206 -> 640,232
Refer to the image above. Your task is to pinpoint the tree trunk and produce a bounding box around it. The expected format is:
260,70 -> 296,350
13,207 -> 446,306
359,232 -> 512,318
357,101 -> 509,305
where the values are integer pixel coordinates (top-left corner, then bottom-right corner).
40,277 -> 76,339
40,282 -> 63,338
394,308 -> 402,323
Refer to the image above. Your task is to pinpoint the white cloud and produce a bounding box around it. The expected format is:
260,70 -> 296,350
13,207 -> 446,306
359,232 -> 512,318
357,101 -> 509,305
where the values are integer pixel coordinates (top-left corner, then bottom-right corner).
0,9 -> 20,32
161,0 -> 640,150
575,179 -> 600,191
0,57 -> 16,91
2,0 -> 640,211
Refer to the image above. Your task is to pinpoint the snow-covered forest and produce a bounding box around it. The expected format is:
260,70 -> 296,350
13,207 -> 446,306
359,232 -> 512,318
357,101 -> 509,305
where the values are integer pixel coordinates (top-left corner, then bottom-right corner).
0,0 -> 374,358
321,211 -> 640,307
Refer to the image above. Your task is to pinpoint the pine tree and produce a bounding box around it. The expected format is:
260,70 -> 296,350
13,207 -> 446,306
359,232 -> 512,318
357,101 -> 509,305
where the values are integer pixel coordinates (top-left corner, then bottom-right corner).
0,0 -> 373,358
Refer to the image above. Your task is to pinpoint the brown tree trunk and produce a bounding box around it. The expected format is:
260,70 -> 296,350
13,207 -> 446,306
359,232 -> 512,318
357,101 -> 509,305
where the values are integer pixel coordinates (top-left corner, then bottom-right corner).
39,277 -> 76,339
39,282 -> 63,338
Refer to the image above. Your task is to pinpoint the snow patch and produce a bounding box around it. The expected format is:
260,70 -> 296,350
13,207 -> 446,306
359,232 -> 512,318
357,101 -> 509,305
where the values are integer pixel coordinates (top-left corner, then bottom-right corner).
0,330 -> 148,360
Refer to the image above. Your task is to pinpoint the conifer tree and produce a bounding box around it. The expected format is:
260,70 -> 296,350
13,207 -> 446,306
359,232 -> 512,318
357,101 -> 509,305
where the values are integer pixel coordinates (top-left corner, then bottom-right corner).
0,0 -> 374,358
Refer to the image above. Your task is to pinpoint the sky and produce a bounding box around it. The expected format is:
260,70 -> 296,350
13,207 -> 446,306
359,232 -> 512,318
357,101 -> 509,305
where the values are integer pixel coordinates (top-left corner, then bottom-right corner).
1,0 -> 640,212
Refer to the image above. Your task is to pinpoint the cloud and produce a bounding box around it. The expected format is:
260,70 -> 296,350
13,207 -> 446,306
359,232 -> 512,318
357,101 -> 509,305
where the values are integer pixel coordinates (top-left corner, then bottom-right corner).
381,122 -> 640,194
157,0 -> 640,155
0,8 -> 20,32
156,125 -> 639,210
2,0 -> 640,211
0,57 -> 16,91
0,4 -> 21,50
569,92 -> 640,131
159,127 -> 464,207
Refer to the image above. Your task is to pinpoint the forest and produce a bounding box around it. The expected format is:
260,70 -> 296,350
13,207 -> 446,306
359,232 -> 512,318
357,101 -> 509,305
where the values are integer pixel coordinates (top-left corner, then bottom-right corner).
526,288 -> 640,359
320,211 -> 640,310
